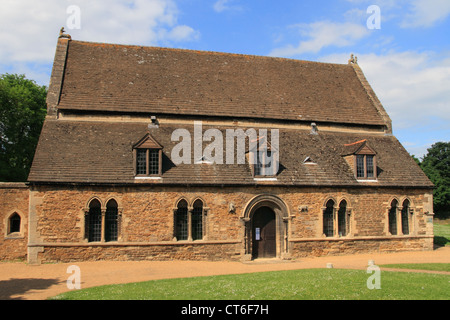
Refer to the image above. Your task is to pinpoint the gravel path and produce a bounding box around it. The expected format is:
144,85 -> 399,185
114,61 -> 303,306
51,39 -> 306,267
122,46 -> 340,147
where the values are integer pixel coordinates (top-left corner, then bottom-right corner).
1,246 -> 449,300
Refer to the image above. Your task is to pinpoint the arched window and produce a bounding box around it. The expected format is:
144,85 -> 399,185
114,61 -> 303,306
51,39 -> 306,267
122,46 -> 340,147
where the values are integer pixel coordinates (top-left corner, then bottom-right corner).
175,199 -> 188,240
401,200 -> 410,235
323,199 -> 335,237
105,199 -> 118,242
8,213 -> 21,234
338,200 -> 347,237
192,200 -> 204,241
87,199 -> 102,242
388,200 -> 398,235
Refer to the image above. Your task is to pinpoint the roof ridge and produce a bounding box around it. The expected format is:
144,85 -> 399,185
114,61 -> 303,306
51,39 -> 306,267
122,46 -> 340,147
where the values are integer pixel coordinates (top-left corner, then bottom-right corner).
70,39 -> 350,67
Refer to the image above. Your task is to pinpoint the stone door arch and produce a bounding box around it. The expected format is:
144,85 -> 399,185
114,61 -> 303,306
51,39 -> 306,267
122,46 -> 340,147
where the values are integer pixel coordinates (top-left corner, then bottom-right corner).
241,194 -> 290,260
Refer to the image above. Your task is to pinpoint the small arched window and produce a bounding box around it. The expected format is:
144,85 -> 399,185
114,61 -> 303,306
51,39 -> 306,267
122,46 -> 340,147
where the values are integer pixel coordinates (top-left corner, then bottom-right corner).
8,213 -> 21,234
338,200 -> 348,237
87,199 -> 102,242
401,200 -> 410,235
175,200 -> 188,241
192,200 -> 204,241
388,200 -> 398,235
105,199 -> 119,242
323,199 -> 335,237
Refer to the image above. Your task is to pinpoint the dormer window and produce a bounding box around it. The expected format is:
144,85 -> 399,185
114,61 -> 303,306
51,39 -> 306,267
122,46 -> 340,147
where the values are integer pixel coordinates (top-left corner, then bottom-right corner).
342,139 -> 377,181
133,133 -> 163,177
136,149 -> 160,175
356,154 -> 375,179
249,136 -> 279,178
255,150 -> 275,176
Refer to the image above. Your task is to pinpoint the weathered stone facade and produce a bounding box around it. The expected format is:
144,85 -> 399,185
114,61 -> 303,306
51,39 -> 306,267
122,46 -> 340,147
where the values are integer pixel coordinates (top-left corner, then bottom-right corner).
24,184 -> 433,264
0,183 -> 29,261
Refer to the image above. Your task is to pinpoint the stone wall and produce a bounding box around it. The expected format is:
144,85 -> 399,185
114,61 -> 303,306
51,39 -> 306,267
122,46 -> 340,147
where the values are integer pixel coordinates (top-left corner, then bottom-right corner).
0,183 -> 29,261
31,241 -> 242,263
27,184 -> 434,264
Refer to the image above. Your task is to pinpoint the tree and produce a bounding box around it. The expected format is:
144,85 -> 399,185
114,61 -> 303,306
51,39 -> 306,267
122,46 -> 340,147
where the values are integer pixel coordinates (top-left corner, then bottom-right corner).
0,74 -> 47,181
419,142 -> 450,219
411,154 -> 420,166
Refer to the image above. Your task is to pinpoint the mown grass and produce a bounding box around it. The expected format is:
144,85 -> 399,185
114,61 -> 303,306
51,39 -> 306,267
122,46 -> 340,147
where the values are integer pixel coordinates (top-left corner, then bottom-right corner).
51,268 -> 450,300
434,220 -> 450,247
380,263 -> 450,272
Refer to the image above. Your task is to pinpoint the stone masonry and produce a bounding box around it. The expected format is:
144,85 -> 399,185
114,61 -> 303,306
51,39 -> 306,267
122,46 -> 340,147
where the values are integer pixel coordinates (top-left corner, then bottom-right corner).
24,184 -> 433,263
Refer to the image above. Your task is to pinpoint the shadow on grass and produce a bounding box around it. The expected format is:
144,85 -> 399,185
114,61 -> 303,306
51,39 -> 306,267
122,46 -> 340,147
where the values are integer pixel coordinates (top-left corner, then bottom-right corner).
434,236 -> 449,248
0,278 -> 61,300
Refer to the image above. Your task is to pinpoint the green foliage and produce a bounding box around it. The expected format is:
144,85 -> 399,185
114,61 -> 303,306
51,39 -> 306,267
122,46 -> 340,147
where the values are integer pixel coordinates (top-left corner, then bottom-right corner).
411,154 -> 421,165
0,74 -> 47,181
413,142 -> 450,219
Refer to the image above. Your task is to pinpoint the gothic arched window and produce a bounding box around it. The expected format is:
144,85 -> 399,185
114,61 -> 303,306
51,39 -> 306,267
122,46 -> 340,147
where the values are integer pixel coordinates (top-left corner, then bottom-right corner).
388,200 -> 398,235
105,199 -> 119,242
175,199 -> 188,241
323,199 -> 335,237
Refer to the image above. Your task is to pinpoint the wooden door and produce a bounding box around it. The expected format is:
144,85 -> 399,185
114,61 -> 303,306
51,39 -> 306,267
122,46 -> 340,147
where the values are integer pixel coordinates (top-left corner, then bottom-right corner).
252,207 -> 276,258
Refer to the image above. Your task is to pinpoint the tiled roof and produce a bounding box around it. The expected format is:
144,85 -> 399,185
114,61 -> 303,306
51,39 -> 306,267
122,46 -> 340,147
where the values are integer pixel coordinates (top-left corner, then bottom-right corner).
31,38 -> 430,187
56,40 -> 388,127
28,120 -> 433,188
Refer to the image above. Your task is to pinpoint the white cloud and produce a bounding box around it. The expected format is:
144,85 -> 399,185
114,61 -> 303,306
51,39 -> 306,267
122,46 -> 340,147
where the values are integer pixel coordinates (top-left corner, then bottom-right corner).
213,0 -> 228,13
345,0 -> 450,28
401,0 -> 450,28
321,51 -> 450,129
161,25 -> 200,42
0,0 -> 199,84
320,50 -> 450,157
269,21 -> 369,57
213,0 -> 242,13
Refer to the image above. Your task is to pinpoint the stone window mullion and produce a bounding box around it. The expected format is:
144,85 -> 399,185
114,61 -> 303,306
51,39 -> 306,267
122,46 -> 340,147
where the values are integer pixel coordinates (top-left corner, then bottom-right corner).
333,206 -> 338,237
203,207 -> 209,240
397,206 -> 403,236
188,207 -> 193,241
117,207 -> 123,242
101,208 -> 106,242
347,208 -> 352,236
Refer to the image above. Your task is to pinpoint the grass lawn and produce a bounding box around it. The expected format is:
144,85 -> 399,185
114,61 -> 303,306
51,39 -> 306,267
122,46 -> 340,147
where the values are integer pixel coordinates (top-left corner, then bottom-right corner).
380,263 -> 450,272
434,219 -> 450,247
51,268 -> 450,300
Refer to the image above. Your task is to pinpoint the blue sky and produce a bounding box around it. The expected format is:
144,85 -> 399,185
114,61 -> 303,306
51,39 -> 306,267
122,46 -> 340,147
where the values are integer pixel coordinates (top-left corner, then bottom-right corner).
1,0 -> 449,158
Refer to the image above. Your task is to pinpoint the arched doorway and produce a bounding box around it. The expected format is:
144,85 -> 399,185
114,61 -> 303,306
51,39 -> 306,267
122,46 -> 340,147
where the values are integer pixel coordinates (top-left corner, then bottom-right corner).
241,194 -> 290,260
252,206 -> 276,258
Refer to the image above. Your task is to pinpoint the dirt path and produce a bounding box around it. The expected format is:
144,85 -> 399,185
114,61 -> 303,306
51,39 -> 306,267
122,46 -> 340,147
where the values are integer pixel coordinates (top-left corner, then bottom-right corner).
1,247 -> 449,300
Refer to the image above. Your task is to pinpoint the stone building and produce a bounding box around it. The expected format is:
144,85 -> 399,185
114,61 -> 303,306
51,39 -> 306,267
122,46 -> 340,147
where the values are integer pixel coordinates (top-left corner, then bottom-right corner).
0,33 -> 434,264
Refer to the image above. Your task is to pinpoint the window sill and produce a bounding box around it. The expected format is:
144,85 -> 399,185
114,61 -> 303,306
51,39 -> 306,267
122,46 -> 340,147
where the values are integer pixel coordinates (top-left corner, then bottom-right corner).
134,176 -> 162,180
5,233 -> 24,239
323,235 -> 351,239
356,179 -> 378,183
253,177 -> 277,181
290,234 -> 431,242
